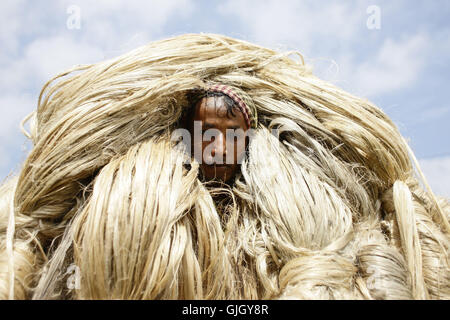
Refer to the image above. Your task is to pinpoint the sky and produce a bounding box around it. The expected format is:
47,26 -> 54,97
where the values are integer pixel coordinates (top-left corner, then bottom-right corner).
1,0 -> 449,197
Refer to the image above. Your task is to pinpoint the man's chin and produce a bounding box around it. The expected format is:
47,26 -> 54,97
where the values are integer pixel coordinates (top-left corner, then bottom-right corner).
201,164 -> 235,183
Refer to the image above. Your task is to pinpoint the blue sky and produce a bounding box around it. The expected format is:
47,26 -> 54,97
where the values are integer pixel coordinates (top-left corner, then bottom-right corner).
1,0 -> 449,196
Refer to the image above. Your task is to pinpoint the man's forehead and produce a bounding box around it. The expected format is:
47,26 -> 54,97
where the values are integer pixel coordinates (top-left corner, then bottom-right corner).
196,96 -> 226,111
195,97 -> 232,116
192,96 -> 248,129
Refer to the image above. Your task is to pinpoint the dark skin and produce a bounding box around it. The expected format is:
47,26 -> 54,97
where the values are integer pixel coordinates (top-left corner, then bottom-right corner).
189,96 -> 249,183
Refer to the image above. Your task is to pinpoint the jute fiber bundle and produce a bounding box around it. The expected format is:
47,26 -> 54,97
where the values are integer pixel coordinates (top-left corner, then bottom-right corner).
0,33 -> 448,299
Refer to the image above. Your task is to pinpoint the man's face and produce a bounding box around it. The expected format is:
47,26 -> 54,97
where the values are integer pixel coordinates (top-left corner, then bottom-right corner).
190,96 -> 249,183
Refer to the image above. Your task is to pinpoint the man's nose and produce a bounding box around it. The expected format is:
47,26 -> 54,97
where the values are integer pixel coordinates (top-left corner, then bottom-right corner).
211,133 -> 227,158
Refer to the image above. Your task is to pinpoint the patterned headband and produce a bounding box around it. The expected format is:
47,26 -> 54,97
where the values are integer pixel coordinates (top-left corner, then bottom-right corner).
207,84 -> 253,129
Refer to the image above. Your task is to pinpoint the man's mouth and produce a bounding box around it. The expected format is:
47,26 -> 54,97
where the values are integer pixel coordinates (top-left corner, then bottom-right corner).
205,163 -> 230,168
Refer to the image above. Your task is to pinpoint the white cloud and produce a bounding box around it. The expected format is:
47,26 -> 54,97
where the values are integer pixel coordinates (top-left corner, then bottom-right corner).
25,36 -> 105,83
66,0 -> 194,52
346,34 -> 429,97
1,0 -> 195,93
418,156 -> 450,198
0,0 -> 26,56
218,0 -> 365,53
0,94 -> 34,180
218,0 -> 431,99
409,106 -> 450,126
0,94 -> 34,137
0,36 -> 106,98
